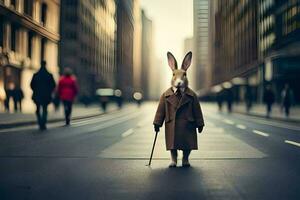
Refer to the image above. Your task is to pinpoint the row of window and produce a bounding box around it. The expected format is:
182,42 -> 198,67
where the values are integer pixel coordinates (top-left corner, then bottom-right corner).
0,22 -> 47,60
2,0 -> 48,26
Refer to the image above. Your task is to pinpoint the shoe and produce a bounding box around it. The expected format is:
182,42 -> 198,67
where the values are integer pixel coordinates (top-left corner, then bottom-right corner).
168,161 -> 177,168
182,159 -> 191,168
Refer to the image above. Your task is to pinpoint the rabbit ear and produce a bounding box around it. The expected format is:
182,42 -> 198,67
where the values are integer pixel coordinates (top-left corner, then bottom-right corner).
167,52 -> 178,71
181,51 -> 192,71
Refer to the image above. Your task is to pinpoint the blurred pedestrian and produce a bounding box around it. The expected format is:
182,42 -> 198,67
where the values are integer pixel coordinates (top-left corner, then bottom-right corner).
225,89 -> 234,113
100,96 -> 109,112
4,83 -> 15,112
58,68 -> 78,125
13,86 -> 24,112
263,85 -> 275,118
216,90 -> 224,112
114,89 -> 123,109
133,92 -> 143,107
30,61 -> 56,130
245,85 -> 252,113
281,84 -> 294,117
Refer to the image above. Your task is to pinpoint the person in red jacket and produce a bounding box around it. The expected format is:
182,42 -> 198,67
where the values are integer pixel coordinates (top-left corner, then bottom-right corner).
58,68 -> 78,125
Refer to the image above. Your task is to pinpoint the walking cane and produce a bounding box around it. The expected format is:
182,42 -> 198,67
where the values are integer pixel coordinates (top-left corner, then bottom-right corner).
146,130 -> 158,166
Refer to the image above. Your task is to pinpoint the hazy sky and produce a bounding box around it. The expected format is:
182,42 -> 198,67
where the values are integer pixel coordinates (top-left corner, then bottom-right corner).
140,0 -> 193,89
140,0 -> 193,60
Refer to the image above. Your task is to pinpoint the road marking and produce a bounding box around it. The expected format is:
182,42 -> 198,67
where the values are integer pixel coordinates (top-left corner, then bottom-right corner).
122,129 -> 134,137
252,130 -> 269,137
224,119 -> 235,125
236,124 -> 246,130
285,140 -> 300,147
234,113 -> 300,131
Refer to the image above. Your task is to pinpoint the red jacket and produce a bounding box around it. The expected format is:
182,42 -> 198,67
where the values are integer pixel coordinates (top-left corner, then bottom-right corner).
58,75 -> 78,101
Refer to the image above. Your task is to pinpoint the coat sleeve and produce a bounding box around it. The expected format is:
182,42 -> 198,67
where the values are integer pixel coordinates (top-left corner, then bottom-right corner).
50,75 -> 56,92
153,94 -> 166,127
193,94 -> 204,127
30,75 -> 36,90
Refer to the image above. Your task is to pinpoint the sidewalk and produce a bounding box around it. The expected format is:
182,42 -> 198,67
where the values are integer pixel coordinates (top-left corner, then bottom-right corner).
0,103 -> 127,129
233,103 -> 300,123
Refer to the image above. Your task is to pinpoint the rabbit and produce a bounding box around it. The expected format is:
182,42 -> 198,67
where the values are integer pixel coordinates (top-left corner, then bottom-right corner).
153,51 -> 205,168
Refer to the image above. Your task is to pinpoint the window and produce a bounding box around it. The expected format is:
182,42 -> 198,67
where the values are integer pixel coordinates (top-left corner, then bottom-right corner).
41,3 -> 47,25
11,25 -> 17,51
28,32 -> 33,58
24,0 -> 33,17
10,0 -> 16,8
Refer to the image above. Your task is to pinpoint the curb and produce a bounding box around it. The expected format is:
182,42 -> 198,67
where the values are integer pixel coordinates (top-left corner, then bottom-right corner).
234,111 -> 300,124
0,109 -> 120,129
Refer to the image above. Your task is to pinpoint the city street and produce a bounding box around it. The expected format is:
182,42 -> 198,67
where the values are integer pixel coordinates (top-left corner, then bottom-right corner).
0,103 -> 300,200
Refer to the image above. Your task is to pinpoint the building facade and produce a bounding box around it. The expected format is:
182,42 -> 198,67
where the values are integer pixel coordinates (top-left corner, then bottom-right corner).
193,0 -> 209,92
212,0 -> 259,102
0,0 -> 60,112
258,0 -> 300,103
116,0 -> 134,100
60,0 -> 117,99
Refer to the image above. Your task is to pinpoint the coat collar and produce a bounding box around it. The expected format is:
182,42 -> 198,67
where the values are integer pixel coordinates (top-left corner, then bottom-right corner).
165,87 -> 194,108
165,87 -> 194,97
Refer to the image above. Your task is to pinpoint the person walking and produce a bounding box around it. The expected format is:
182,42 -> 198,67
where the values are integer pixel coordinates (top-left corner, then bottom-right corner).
13,87 -> 24,112
30,61 -> 56,130
58,68 -> 78,125
225,89 -> 234,113
263,85 -> 275,118
245,85 -> 252,113
281,84 -> 294,117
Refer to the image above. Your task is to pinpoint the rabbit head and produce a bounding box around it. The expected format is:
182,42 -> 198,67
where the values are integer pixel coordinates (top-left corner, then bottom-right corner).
167,51 -> 192,89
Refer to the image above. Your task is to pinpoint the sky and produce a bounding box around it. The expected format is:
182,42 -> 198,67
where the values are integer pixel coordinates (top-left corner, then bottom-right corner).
140,0 -> 193,89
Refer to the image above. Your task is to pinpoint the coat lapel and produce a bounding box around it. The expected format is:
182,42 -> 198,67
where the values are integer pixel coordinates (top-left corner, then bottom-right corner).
165,87 -> 194,109
165,88 -> 179,107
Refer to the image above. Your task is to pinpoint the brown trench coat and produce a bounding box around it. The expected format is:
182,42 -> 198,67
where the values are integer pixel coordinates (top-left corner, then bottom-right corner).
153,87 -> 204,150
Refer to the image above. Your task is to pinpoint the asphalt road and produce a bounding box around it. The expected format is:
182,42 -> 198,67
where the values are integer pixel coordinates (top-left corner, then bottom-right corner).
0,103 -> 300,200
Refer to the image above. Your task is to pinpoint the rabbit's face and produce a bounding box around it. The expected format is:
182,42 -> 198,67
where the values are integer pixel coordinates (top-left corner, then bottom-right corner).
167,51 -> 192,89
172,69 -> 188,88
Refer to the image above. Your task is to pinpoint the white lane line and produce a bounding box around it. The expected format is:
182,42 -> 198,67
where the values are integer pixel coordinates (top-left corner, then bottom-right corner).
234,113 -> 300,131
252,130 -> 269,137
122,128 -> 134,137
236,124 -> 246,130
223,119 -> 235,125
285,140 -> 300,147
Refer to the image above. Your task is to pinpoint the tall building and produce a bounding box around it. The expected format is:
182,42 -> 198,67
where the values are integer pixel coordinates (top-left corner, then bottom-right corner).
60,0 -> 117,98
258,0 -> 300,102
213,0 -> 259,102
0,0 -> 60,112
141,10 -> 152,100
116,0 -> 134,100
133,0 -> 142,93
193,0 -> 209,92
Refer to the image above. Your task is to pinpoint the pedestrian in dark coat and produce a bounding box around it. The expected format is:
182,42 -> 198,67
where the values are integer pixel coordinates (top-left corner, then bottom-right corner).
154,52 -> 204,168
12,87 -> 24,112
281,84 -> 294,117
263,85 -> 275,118
58,68 -> 78,125
30,61 -> 56,130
